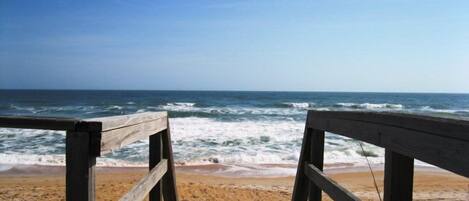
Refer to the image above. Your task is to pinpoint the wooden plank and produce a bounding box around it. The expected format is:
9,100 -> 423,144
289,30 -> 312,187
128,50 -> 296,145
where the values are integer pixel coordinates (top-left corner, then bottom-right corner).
304,164 -> 361,201
380,126 -> 469,177
100,117 -> 167,154
86,112 -> 167,132
307,111 -> 469,177
66,131 -> 96,201
119,160 -> 168,201
308,129 -> 325,201
384,149 -> 414,201
308,111 -> 469,142
308,117 -> 382,146
0,116 -> 79,130
291,121 -> 313,201
162,122 -> 179,201
149,132 -> 163,201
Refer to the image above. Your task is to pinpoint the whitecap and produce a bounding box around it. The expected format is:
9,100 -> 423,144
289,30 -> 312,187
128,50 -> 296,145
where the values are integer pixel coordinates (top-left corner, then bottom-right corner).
282,102 -> 314,108
106,105 -> 123,110
335,102 -> 404,110
168,102 -> 196,107
419,106 -> 469,114
159,102 -> 197,111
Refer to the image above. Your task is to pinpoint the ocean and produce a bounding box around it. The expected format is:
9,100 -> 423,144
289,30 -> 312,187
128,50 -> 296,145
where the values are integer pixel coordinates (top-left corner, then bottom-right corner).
1,90 -> 468,175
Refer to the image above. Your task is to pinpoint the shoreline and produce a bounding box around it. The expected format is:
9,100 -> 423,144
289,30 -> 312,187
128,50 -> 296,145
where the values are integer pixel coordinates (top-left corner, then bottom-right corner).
1,164 -> 467,200
0,162 -> 441,177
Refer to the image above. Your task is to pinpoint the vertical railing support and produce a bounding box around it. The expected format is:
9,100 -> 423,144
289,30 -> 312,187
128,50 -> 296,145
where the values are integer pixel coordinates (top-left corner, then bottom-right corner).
149,132 -> 163,201
293,112 -> 326,201
384,149 -> 414,201
66,131 -> 96,201
161,120 -> 179,201
308,129 -> 325,201
292,126 -> 313,201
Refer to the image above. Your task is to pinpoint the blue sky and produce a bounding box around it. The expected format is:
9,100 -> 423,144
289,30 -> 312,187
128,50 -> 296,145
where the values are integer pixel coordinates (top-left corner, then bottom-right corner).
1,0 -> 468,92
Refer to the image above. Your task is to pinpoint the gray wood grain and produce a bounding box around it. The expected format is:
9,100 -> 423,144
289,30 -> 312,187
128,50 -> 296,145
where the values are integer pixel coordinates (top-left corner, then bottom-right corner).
308,111 -> 469,142
119,160 -> 168,201
304,164 -> 361,201
161,122 -> 179,201
86,112 -> 167,131
100,117 -> 167,154
307,111 -> 469,177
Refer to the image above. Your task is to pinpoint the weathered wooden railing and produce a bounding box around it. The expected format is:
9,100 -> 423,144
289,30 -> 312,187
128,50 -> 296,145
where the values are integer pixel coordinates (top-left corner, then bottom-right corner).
292,111 -> 469,201
0,112 -> 178,201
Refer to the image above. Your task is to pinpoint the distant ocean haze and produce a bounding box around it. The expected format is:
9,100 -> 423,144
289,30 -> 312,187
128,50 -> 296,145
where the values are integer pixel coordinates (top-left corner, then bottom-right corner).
1,90 -> 468,176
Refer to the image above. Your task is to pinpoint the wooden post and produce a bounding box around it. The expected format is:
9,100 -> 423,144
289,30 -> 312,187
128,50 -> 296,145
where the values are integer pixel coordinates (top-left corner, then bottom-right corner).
384,149 -> 414,201
66,131 -> 96,201
308,129 -> 325,201
161,120 -> 179,201
149,132 -> 163,201
292,126 -> 313,201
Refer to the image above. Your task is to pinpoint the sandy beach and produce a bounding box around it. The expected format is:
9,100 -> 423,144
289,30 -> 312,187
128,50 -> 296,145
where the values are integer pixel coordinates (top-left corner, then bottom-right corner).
0,165 -> 467,201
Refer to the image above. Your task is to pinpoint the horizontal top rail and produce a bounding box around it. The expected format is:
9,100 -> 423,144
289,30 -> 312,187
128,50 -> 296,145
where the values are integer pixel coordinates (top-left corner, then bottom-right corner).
307,110 -> 469,177
0,115 -> 81,131
86,112 -> 168,132
0,112 -> 167,132
97,112 -> 168,154
0,112 -> 169,156
308,111 -> 469,142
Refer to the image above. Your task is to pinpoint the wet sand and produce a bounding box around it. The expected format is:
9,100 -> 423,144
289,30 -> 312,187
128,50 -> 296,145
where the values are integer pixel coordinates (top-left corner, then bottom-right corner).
0,165 -> 467,201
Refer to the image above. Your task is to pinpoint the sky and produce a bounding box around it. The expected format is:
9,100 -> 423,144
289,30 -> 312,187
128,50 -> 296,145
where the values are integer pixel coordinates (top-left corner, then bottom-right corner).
1,0 -> 468,93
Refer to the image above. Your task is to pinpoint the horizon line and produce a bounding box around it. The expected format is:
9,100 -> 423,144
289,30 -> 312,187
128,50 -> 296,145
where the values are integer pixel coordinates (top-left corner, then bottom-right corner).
0,88 -> 468,95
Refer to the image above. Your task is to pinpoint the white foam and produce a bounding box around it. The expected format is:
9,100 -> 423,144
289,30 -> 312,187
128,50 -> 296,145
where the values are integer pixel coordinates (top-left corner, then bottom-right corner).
157,105 -> 306,116
160,102 -> 196,111
136,109 -> 147,113
0,153 -> 147,167
283,102 -> 314,108
218,164 -> 298,177
0,118 -> 383,167
419,106 -> 469,114
0,116 -> 435,176
9,105 -> 39,113
167,102 -> 196,107
168,118 -> 390,167
0,153 -> 65,166
335,102 -> 404,110
106,105 -> 123,110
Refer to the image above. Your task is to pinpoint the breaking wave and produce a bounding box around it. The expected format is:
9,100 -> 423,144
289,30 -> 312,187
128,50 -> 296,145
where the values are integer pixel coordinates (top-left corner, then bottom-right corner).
1,91 -> 468,176
281,102 -> 314,108
334,102 -> 404,110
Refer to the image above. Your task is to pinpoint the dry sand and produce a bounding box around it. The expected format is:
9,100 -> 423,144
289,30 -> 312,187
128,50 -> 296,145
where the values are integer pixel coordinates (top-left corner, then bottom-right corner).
0,165 -> 467,201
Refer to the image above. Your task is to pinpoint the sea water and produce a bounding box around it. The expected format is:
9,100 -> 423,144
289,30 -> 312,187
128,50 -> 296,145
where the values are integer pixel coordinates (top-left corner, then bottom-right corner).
1,90 -> 468,176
